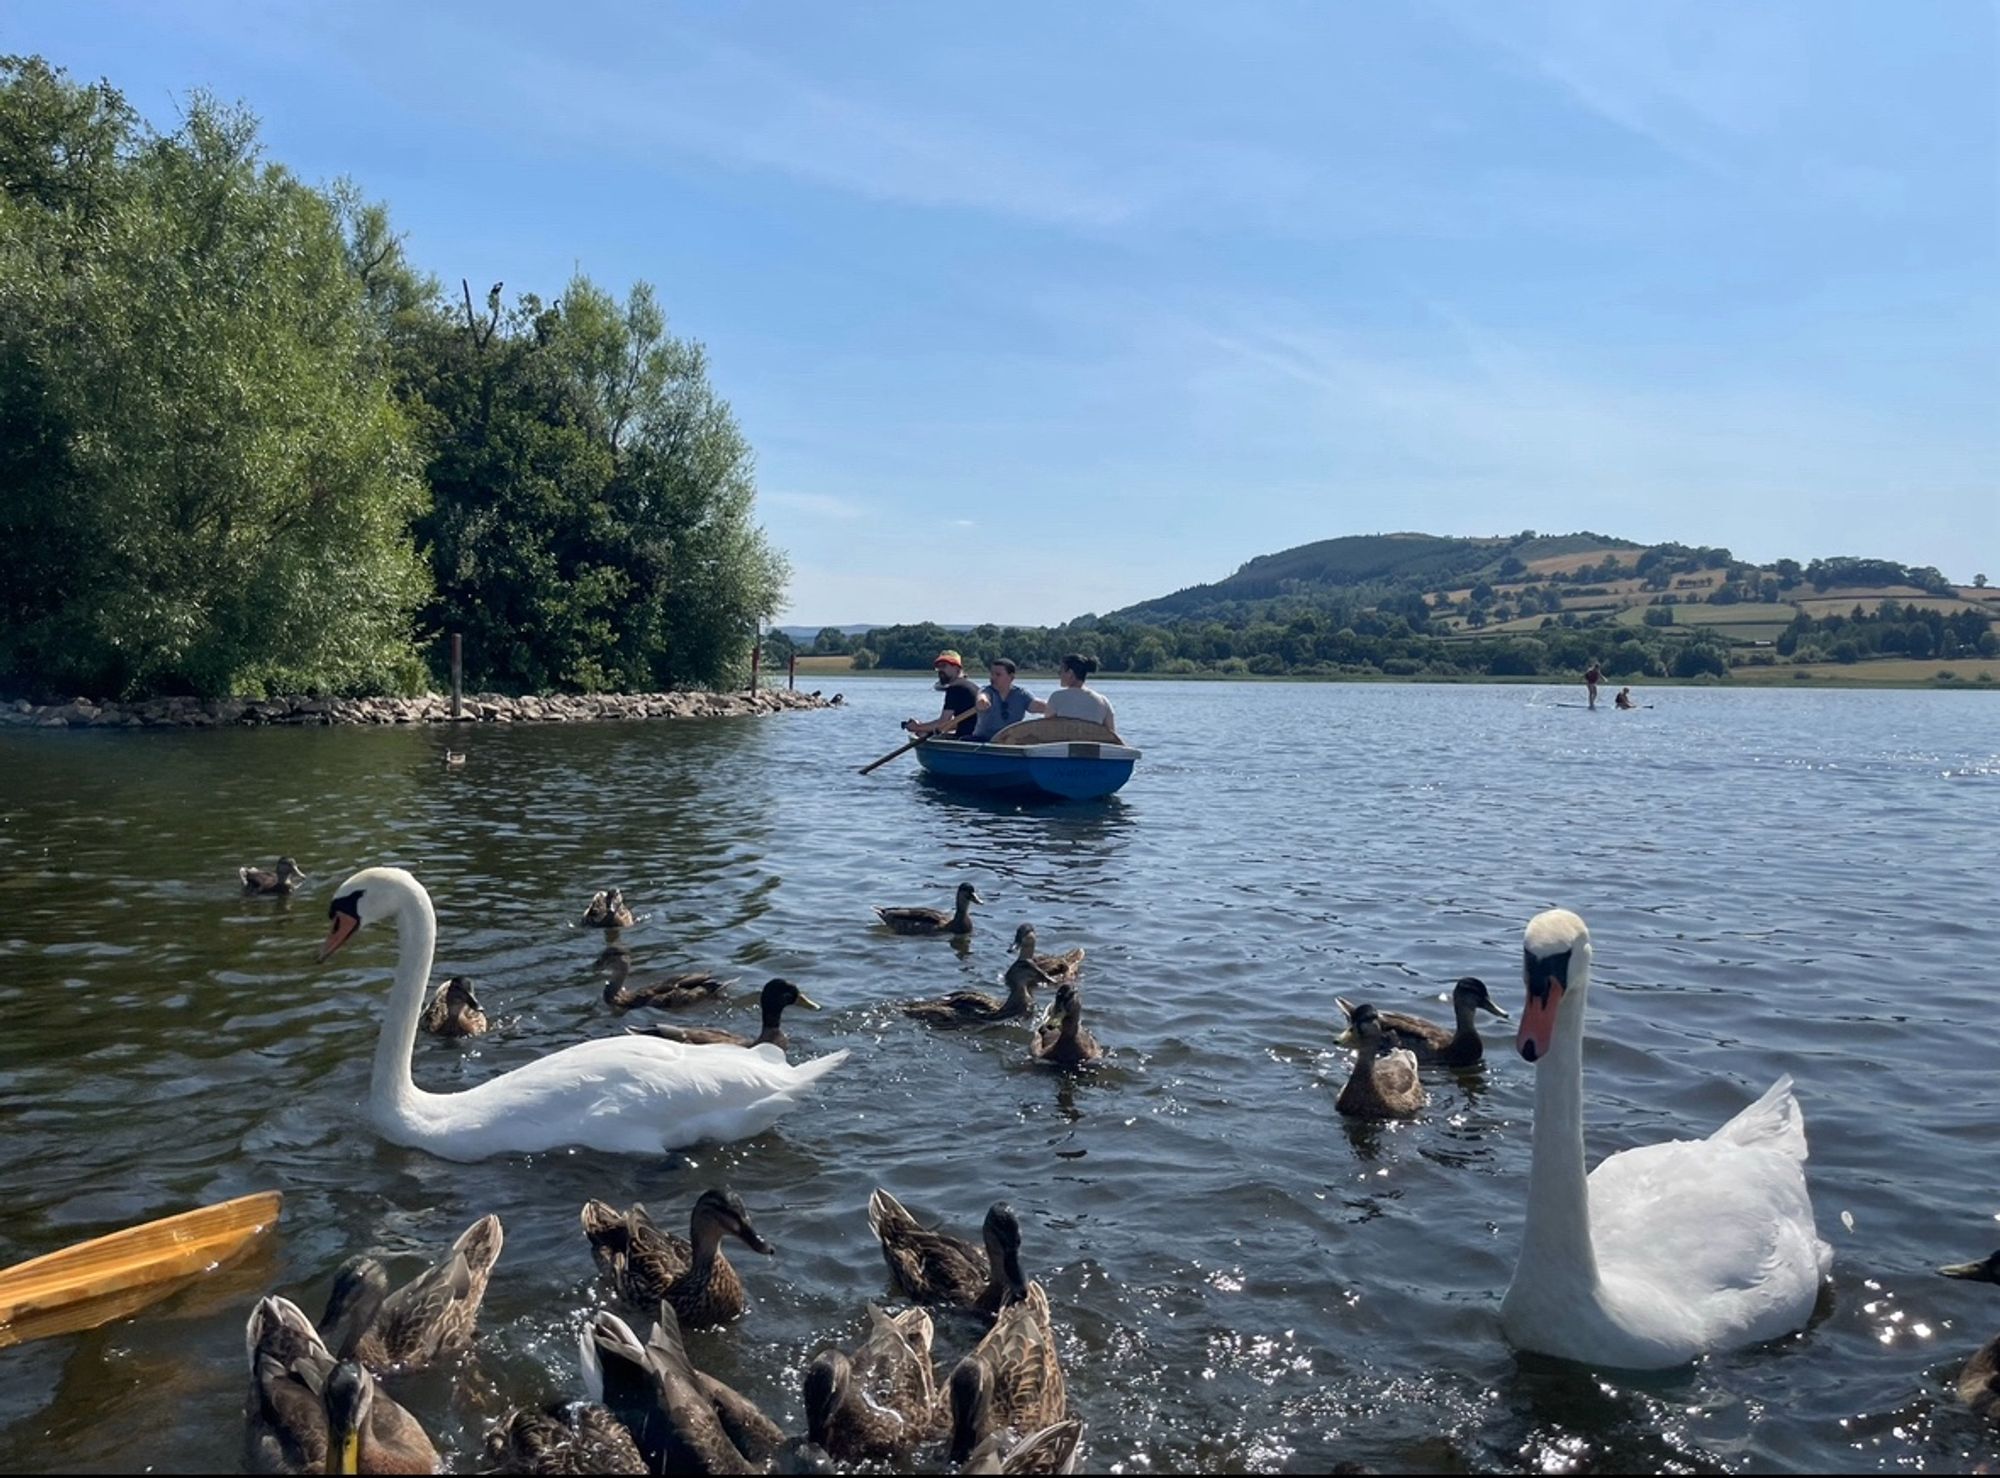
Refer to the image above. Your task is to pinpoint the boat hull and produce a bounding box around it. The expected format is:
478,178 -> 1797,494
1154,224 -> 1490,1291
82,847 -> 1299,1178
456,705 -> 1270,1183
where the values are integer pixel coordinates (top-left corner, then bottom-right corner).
914,738 -> 1139,800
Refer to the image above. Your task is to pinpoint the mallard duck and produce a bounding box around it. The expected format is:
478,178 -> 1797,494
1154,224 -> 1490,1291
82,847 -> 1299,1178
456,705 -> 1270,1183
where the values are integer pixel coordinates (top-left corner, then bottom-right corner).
1938,1251 -> 2000,1419
581,1307 -> 762,1475
801,1306 -> 938,1463
903,950 -> 1042,1027
1015,924 -> 1084,985
486,1404 -> 647,1474
243,1296 -> 438,1475
875,882 -> 983,936
1336,977 -> 1506,1068
947,1282 -> 1068,1465
582,888 -> 636,929
581,1190 -> 771,1329
1030,982 -> 1102,1067
420,974 -> 487,1037
1335,1004 -> 1426,1120
866,1190 -> 1027,1321
962,1417 -> 1084,1475
443,750 -> 467,768
595,945 -> 732,1012
627,978 -> 818,1051
319,1213 -> 503,1371
241,857 -> 307,895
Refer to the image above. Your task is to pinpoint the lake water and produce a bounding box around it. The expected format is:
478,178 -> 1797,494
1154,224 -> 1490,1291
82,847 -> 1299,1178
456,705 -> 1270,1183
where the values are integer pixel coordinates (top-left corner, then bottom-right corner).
0,679 -> 1996,1474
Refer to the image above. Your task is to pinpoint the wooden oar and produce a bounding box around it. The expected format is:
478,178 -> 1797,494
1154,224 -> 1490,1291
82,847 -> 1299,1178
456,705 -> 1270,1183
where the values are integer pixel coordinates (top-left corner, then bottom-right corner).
0,1190 -> 282,1349
859,716 -> 972,775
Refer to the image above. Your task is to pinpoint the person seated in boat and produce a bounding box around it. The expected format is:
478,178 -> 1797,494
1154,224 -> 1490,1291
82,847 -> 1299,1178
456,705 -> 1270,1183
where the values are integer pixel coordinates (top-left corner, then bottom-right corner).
1031,653 -> 1122,740
969,657 -> 1034,743
901,650 -> 980,739
1614,687 -> 1635,710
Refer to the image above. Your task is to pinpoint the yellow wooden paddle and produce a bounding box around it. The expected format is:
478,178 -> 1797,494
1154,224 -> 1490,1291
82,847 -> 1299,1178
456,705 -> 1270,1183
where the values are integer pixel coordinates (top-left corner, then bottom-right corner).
0,1190 -> 282,1349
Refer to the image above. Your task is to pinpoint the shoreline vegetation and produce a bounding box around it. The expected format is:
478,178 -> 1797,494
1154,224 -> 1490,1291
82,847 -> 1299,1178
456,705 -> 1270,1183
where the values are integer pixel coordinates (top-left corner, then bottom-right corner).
0,687 -> 835,731
794,662 -> 1998,691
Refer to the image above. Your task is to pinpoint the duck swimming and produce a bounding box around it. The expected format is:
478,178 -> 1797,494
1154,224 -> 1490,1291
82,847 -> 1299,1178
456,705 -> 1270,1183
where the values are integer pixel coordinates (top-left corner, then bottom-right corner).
1030,982 -> 1102,1068
581,1307 -> 775,1475
485,1404 -> 646,1475
420,974 -> 487,1037
961,1417 -> 1084,1475
241,857 -> 307,896
946,1282 -> 1068,1466
627,978 -> 818,1051
581,1190 -> 772,1329
1499,908 -> 1830,1369
317,867 -> 848,1160
867,1191 -> 1028,1322
801,1306 -> 939,1463
319,1213 -> 503,1371
1014,924 -> 1084,985
1333,1005 -> 1425,1120
875,881 -> 983,936
1937,1250 -> 2000,1420
1336,977 -> 1507,1068
595,945 -> 732,1012
243,1296 -> 437,1475
582,889 -> 637,929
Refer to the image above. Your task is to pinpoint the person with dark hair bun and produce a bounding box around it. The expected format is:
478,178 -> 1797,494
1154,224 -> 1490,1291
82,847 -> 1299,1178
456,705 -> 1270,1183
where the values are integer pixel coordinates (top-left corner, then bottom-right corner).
1031,653 -> 1119,738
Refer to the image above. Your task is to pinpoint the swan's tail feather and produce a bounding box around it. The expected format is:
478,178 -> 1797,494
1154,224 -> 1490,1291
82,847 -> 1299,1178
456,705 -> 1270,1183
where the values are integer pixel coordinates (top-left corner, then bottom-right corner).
1711,1074 -> 1810,1161
780,1048 -> 851,1095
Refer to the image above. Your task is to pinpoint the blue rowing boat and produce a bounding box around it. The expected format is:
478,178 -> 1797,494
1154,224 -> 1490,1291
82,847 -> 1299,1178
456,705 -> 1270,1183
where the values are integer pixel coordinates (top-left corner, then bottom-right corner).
913,719 -> 1140,801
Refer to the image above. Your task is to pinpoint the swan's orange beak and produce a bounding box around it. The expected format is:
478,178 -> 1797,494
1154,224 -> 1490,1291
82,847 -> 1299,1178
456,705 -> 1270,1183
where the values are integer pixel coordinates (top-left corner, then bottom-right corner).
1517,983 -> 1562,1062
318,911 -> 360,962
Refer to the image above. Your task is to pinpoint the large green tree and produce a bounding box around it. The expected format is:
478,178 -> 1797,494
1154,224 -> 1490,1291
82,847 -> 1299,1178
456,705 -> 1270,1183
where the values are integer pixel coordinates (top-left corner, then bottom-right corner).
0,57 -> 428,699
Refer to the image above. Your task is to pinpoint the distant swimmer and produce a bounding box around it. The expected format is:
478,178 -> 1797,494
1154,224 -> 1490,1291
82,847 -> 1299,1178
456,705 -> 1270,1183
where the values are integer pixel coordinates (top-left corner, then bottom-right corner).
1583,661 -> 1604,710
1614,687 -> 1635,710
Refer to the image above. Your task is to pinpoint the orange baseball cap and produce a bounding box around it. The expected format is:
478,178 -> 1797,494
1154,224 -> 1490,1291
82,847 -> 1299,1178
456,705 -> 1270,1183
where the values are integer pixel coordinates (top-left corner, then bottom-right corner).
932,650 -> 964,668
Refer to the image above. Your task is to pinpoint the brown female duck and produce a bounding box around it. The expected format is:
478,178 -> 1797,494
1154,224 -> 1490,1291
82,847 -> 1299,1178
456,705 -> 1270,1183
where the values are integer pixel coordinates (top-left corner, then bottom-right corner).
875,881 -> 983,936
1016,924 -> 1084,985
962,1417 -> 1084,1475
581,1307 -> 769,1475
1336,977 -> 1507,1068
866,1190 -> 1028,1321
1334,1004 -> 1426,1120
486,1404 -> 646,1475
595,945 -> 732,1012
1030,982 -> 1102,1067
580,1190 -> 771,1329
243,1297 -> 438,1475
801,1306 -> 938,1463
946,1282 -> 1069,1466
1938,1250 -> 2000,1420
581,888 -> 637,929
241,857 -> 307,895
903,940 -> 1048,1027
627,978 -> 818,1051
420,975 -> 487,1037
319,1213 -> 504,1371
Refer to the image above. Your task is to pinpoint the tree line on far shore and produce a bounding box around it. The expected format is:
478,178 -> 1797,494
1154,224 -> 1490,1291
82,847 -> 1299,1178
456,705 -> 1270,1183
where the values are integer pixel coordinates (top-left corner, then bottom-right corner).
0,57 -> 784,702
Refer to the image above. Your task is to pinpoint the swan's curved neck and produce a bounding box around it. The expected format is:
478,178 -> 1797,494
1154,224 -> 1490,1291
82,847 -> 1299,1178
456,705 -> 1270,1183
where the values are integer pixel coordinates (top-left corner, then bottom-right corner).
1520,944 -> 1600,1288
372,878 -> 438,1128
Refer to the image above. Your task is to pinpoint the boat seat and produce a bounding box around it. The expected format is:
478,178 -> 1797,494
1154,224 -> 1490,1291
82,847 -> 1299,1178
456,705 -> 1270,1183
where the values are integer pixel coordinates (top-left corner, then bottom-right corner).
987,717 -> 1120,746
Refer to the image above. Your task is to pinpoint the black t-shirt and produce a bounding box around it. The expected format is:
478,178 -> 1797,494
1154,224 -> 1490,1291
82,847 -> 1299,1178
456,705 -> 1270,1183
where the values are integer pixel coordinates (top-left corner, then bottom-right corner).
941,677 -> 978,735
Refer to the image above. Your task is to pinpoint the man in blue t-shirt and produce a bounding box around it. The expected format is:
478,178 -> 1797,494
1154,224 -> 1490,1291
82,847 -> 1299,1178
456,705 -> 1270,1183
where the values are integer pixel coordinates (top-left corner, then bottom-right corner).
970,657 -> 1034,742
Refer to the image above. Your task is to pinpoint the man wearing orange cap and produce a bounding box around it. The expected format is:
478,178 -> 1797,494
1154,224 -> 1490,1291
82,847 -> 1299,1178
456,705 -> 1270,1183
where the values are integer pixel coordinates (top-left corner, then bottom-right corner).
901,650 -> 980,740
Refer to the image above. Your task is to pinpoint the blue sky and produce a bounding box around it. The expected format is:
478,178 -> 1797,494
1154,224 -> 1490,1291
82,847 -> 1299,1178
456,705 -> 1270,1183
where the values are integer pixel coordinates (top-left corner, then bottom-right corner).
10,1 -> 1997,625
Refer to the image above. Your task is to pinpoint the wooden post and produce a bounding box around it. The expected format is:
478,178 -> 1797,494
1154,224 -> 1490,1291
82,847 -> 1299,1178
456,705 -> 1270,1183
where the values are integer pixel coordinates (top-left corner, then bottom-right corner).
449,633 -> 463,720
788,651 -> 797,691
749,636 -> 761,695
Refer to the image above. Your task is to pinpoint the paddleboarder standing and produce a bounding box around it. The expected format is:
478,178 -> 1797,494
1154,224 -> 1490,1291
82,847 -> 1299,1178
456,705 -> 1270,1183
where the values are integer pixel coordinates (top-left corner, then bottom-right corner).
1584,660 -> 1604,710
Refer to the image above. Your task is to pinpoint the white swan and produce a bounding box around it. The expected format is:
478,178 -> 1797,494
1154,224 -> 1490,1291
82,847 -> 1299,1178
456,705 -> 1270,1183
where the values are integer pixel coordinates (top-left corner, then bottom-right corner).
317,867 -> 849,1162
1500,908 -> 1831,1369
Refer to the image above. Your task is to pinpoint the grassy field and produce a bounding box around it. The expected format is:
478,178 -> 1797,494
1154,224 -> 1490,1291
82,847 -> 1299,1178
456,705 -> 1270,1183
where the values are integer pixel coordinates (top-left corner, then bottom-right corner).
1729,658 -> 1998,686
791,654 -> 859,674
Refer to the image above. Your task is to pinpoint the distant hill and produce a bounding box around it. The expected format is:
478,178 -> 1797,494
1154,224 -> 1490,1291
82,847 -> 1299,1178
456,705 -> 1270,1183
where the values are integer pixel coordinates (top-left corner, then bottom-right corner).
774,623 -> 973,642
1109,530 -> 1641,623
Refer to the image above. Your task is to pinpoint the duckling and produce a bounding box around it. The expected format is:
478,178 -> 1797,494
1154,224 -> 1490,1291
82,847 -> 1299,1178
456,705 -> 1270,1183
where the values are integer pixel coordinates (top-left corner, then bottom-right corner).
580,1307 -> 760,1475
1030,982 -> 1102,1067
1334,1004 -> 1426,1120
486,1404 -> 647,1475
866,1191 -> 1028,1322
962,1417 -> 1084,1475
580,1190 -> 771,1330
801,1306 -> 939,1463
243,1297 -> 438,1475
319,1213 -> 504,1371
947,1283 -> 1068,1465
1937,1250 -> 2000,1419
581,888 -> 637,929
874,881 -> 983,936
240,857 -> 307,895
1336,977 -> 1507,1068
627,978 -> 818,1051
421,974 -> 488,1037
1015,923 -> 1085,985
595,945 -> 732,1012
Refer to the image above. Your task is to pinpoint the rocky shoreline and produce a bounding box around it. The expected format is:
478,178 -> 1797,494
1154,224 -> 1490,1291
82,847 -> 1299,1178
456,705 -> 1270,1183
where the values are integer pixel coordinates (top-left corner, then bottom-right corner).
0,687 -> 840,730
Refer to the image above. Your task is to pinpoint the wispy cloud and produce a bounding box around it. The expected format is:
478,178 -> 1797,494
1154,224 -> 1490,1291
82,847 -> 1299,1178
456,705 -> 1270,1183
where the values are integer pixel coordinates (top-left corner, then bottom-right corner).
764,491 -> 868,521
